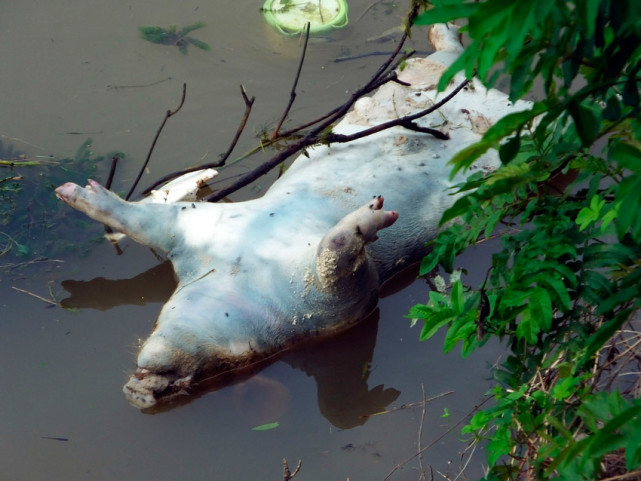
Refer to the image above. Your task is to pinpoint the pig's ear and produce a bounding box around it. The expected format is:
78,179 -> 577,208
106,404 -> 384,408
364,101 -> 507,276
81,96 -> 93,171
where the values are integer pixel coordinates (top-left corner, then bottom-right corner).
315,196 -> 398,292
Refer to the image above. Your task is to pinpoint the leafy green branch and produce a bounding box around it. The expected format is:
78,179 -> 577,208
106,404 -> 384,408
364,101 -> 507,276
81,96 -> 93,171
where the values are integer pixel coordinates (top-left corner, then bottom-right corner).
409,0 -> 641,479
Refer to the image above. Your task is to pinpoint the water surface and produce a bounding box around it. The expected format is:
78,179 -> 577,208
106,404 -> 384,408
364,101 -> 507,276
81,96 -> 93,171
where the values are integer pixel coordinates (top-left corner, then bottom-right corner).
1,1 -> 502,479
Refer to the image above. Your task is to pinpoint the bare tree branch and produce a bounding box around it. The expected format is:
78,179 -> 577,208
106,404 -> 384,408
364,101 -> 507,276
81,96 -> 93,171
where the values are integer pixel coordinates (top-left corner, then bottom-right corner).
271,23 -> 311,140
282,458 -> 302,481
218,85 -> 256,165
204,77 -> 467,202
126,83 -> 187,200
139,85 -> 255,197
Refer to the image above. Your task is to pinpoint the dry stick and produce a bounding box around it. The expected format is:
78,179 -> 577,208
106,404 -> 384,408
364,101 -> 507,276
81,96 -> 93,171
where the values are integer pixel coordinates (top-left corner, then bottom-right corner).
417,383 -> 428,481
382,395 -> 493,481
145,2 -> 427,202
140,85 -> 255,197
204,76 -> 467,202
103,155 -> 122,238
12,286 -> 57,306
355,0 -> 388,23
0,258 -> 63,270
282,458 -> 302,481
204,3 -> 468,202
203,40 -> 416,200
126,82 -> 187,200
219,85 -> 256,165
377,391 -> 453,415
271,23 -> 311,140
599,469 -> 641,481
105,155 -> 120,190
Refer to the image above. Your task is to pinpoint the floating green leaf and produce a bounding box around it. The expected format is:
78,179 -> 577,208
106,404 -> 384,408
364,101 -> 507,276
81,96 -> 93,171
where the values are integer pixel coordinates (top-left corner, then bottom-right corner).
251,422 -> 280,431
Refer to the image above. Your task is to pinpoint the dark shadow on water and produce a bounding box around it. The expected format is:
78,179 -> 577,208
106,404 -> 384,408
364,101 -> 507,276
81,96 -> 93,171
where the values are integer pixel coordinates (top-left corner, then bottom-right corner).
60,260 -> 177,310
59,262 -> 401,428
284,310 -> 401,429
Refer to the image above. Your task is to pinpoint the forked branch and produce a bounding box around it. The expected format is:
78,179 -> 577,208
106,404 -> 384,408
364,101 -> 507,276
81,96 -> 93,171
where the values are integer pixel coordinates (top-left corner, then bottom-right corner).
126,83 -> 187,200
282,458 -> 302,481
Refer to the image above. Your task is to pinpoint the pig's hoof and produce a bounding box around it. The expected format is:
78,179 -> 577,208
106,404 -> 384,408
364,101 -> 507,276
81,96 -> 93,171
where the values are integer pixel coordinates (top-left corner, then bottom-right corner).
123,369 -> 192,409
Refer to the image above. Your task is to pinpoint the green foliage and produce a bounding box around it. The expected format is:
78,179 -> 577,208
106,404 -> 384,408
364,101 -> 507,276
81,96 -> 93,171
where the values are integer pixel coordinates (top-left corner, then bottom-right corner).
410,0 -> 641,478
139,22 -> 211,55
0,140 -> 111,264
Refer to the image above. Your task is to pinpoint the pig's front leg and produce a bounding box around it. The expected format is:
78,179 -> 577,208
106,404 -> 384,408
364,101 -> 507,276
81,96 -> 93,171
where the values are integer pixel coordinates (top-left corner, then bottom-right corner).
316,196 -> 398,292
56,180 -> 178,252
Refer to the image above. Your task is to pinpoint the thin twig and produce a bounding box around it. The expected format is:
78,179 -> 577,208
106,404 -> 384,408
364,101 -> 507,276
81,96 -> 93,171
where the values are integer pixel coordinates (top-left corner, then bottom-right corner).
126,83 -> 187,200
355,0 -> 388,23
382,396 -> 493,481
12,286 -> 57,306
0,258 -> 64,270
418,383 -> 428,481
106,77 -> 173,90
219,85 -> 256,165
139,85 -> 254,196
271,23 -> 311,140
599,469 -> 641,481
105,154 -> 121,190
334,51 -> 430,63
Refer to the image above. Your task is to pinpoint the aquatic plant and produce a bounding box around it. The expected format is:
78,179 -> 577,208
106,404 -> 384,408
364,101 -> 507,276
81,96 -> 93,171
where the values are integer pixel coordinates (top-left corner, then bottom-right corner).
409,0 -> 641,479
0,140 -> 111,264
139,22 -> 211,55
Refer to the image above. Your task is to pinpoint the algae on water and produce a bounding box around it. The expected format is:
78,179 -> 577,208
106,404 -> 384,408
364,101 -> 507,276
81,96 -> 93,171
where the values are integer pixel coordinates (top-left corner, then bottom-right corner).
139,22 -> 211,55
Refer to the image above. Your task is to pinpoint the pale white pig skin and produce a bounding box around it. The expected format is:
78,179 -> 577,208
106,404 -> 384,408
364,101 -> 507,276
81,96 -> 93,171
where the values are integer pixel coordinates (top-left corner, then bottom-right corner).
55,24 -> 532,409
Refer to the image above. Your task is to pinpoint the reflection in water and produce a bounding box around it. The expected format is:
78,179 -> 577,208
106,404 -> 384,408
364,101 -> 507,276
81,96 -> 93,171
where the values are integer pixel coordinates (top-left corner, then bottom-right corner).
60,260 -> 176,310
285,311 -> 400,429
230,375 -> 292,427
59,261 -> 400,428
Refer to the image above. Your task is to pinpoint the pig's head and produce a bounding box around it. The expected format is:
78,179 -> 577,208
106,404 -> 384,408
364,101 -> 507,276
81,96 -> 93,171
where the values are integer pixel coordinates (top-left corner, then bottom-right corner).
122,280 -> 282,409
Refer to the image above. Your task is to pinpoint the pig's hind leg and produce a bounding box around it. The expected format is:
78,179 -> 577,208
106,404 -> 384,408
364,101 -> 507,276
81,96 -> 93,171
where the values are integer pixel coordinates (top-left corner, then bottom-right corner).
56,180 -> 177,252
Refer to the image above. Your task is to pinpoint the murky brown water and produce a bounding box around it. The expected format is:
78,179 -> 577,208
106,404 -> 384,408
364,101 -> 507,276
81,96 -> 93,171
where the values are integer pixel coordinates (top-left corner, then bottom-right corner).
1,1 -> 503,480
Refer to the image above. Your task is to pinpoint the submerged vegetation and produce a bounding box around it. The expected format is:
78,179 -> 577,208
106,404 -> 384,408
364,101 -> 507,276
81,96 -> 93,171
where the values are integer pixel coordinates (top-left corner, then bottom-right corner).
409,0 -> 641,479
138,22 -> 211,55
0,140 -> 110,264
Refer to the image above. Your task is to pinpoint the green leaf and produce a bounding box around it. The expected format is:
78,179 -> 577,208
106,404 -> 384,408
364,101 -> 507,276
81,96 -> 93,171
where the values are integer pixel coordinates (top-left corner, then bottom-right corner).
576,0 -> 600,38
568,99 -> 599,147
499,135 -> 521,164
180,21 -> 206,35
448,142 -> 493,178
487,426 -> 511,466
187,37 -> 211,51
528,287 -> 553,332
602,95 -> 622,121
609,142 -> 641,172
550,376 -> 581,401
614,174 -> 641,241
439,194 -> 476,225
252,422 -> 280,431
451,280 -> 464,314
483,102 -> 547,144
576,195 -> 605,230
516,308 -> 538,344
578,309 -> 631,367
539,277 -> 572,312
